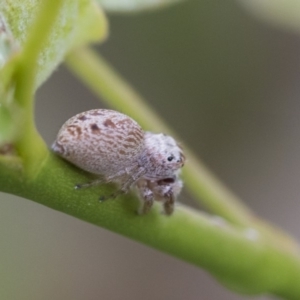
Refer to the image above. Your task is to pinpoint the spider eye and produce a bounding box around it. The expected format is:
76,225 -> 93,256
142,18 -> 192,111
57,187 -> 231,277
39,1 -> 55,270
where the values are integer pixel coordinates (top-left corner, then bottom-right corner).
167,156 -> 174,162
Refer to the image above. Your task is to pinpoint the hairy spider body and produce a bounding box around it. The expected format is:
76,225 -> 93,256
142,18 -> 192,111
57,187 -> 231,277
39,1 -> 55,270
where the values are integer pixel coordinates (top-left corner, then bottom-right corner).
52,109 -> 185,215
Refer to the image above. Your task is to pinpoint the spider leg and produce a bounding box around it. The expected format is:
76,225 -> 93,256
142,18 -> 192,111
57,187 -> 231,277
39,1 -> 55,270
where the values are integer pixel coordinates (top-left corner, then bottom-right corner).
137,186 -> 154,214
99,166 -> 146,202
163,192 -> 175,215
75,178 -> 106,189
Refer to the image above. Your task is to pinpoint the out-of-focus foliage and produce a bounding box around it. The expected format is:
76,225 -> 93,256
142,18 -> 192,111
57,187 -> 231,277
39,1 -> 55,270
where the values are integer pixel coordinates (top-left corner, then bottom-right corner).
0,16 -> 18,68
0,0 -> 108,88
238,0 -> 300,32
97,0 -> 183,13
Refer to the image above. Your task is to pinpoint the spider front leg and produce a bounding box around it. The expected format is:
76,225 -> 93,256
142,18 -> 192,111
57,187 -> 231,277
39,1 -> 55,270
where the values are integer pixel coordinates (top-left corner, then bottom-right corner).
154,177 -> 182,215
140,192 -> 154,215
136,180 -> 154,214
163,192 -> 175,216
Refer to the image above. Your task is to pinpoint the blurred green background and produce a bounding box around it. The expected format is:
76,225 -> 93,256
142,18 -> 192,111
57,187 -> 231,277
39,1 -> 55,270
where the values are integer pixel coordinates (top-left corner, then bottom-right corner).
1,0 -> 300,299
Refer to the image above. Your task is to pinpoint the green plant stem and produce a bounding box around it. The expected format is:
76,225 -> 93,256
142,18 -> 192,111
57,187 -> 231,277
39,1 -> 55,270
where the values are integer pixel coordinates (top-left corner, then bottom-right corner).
0,154 -> 300,300
65,47 -> 254,226
13,0 -> 65,177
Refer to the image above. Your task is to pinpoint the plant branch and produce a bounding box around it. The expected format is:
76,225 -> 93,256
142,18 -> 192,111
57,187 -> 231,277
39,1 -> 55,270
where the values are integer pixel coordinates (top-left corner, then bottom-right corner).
0,154 -> 300,300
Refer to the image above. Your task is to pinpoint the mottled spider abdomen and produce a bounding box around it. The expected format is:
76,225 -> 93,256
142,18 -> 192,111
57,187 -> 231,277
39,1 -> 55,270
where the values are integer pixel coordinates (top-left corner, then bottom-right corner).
52,109 -> 144,176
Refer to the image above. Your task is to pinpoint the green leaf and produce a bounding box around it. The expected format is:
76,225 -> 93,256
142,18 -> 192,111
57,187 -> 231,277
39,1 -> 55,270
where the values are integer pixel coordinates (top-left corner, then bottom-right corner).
97,0 -> 184,13
238,0 -> 300,32
0,0 -> 108,88
0,16 -> 19,69
0,16 -> 20,145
